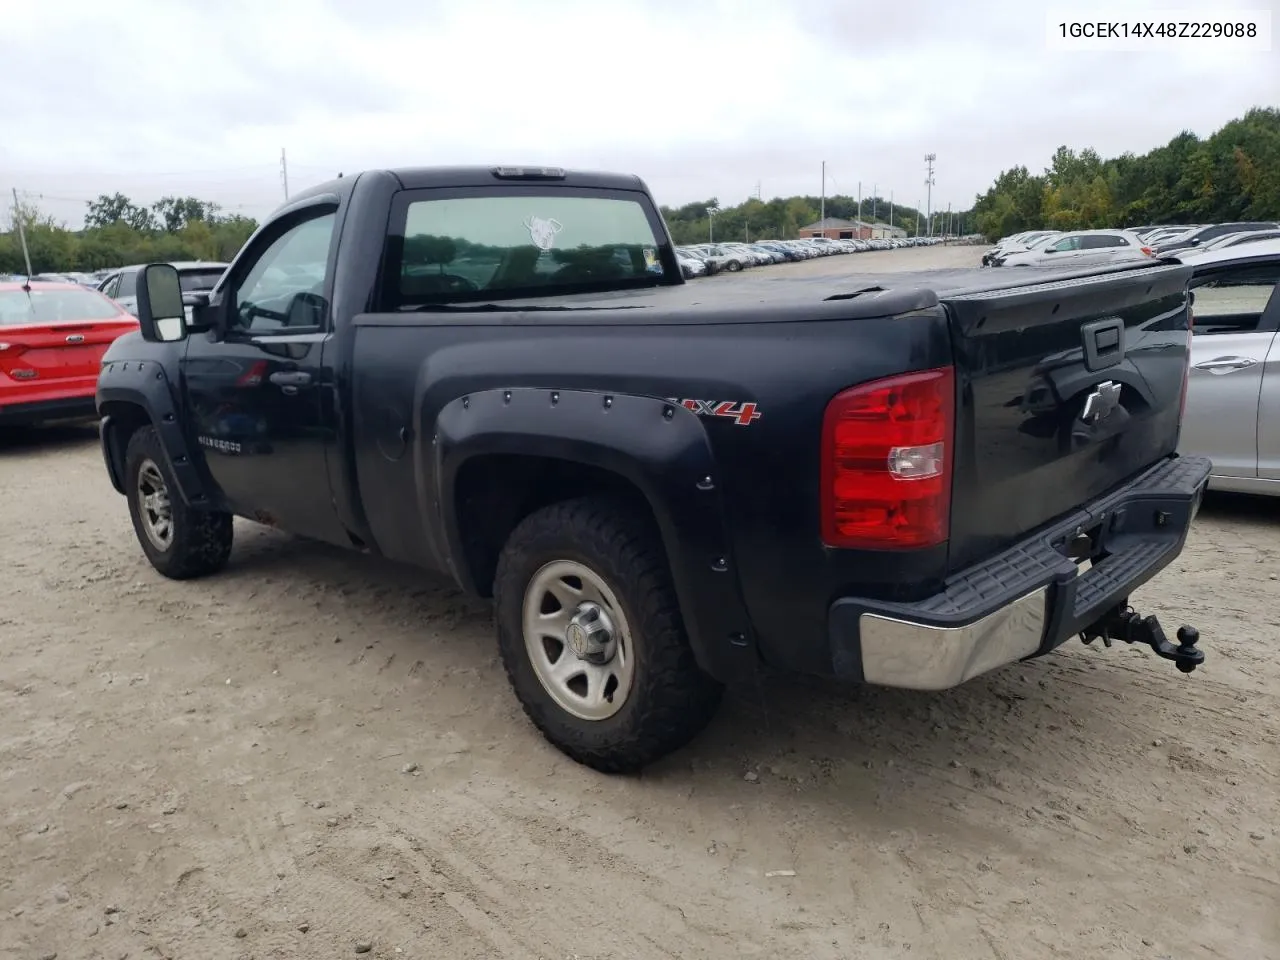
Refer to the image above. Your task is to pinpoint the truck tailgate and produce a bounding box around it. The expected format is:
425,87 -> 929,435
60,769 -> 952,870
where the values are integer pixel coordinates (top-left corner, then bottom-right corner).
942,263 -> 1195,571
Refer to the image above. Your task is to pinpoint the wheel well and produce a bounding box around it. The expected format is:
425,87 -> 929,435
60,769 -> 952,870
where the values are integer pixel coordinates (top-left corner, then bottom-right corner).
99,400 -> 152,482
454,454 -> 660,598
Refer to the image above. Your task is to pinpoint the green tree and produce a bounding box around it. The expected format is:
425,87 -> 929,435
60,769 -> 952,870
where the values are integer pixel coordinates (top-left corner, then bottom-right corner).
152,195 -> 224,232
85,192 -> 157,232
971,106 -> 1280,240
0,193 -> 259,274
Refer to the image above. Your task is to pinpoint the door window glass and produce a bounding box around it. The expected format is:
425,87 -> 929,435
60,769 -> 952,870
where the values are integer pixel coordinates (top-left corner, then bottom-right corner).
1191,264 -> 1280,334
231,211 -> 336,333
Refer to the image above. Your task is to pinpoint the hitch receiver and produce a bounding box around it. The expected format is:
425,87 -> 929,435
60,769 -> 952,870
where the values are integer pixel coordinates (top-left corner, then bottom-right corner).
1080,606 -> 1205,674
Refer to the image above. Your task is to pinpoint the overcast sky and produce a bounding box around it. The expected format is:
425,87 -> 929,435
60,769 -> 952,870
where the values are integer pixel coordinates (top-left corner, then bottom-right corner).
2,0 -> 1275,228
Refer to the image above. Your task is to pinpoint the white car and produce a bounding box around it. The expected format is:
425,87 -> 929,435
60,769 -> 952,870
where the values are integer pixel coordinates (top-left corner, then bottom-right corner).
981,230 -> 1061,265
993,230 -> 1153,269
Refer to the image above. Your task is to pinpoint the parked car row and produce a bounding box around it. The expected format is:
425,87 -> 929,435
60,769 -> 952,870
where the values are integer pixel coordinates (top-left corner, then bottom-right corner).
1,271 -> 103,287
983,221 -> 1280,268
675,235 -> 945,277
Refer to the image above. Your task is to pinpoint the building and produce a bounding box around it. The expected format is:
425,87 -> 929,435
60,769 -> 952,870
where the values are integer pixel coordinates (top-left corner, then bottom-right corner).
798,217 -> 872,241
798,218 -> 907,241
869,223 -> 908,240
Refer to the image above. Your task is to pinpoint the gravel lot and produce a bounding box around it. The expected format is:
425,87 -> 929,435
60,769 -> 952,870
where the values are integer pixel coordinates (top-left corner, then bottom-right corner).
3,245 -> 1278,960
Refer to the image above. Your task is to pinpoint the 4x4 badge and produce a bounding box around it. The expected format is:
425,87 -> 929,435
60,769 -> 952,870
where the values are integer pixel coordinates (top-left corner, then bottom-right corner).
666,398 -> 761,426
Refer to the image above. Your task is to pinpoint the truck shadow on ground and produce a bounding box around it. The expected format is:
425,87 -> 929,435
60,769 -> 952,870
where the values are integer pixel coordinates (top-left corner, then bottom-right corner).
0,423 -> 100,453
1197,489 -> 1280,527
219,522 -> 1197,828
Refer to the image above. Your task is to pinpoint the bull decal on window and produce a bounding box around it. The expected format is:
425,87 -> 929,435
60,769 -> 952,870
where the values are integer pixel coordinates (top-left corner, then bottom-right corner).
524,215 -> 564,251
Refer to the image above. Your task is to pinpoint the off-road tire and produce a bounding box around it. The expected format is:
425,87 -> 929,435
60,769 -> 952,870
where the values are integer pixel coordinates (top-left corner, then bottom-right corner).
494,496 -> 724,773
124,426 -> 233,580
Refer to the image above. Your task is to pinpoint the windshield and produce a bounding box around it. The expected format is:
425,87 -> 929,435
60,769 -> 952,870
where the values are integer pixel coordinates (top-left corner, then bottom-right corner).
0,287 -> 124,325
179,268 -> 226,293
385,192 -> 676,307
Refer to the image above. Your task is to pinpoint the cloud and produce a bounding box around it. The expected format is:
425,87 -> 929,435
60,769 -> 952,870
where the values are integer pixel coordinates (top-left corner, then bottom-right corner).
2,0 -> 1274,227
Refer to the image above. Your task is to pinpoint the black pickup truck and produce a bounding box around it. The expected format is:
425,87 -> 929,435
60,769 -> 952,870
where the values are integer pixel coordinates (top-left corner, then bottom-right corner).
95,165 -> 1210,773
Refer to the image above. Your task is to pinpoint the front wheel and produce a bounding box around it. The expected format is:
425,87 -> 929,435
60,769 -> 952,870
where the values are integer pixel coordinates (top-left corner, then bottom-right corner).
125,426 -> 234,579
493,496 -> 723,772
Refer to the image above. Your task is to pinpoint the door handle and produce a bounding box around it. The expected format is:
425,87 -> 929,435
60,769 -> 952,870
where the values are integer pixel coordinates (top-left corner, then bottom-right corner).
268,371 -> 312,387
1193,356 -> 1256,374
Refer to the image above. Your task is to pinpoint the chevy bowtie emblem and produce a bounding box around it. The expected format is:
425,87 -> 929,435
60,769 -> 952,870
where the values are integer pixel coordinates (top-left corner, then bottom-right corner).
65,334 -> 85,343
1082,380 -> 1122,423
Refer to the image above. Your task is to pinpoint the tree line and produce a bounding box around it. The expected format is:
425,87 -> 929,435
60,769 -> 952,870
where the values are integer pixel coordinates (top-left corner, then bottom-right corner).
971,106 -> 1280,241
659,196 -> 939,247
0,192 -> 259,274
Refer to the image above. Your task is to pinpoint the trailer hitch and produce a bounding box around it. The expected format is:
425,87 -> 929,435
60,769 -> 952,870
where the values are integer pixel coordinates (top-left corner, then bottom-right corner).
1080,606 -> 1204,674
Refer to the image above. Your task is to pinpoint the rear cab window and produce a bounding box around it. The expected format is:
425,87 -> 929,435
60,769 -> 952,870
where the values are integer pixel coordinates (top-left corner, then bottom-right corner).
379,188 -> 679,309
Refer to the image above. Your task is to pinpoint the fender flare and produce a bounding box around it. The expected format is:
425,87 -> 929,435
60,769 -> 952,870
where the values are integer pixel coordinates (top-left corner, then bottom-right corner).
434,386 -> 759,683
96,358 -> 215,508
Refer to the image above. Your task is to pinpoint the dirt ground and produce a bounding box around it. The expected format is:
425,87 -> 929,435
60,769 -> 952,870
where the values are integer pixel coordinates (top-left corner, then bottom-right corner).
3,245 -> 1278,960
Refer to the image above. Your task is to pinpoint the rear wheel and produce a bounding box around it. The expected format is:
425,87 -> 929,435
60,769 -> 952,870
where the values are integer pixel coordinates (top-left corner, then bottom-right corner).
726,259 -> 743,272
125,426 -> 233,580
493,496 -> 723,773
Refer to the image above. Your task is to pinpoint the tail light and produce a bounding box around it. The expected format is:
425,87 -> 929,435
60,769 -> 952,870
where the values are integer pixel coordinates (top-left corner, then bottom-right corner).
820,366 -> 956,550
1141,246 -> 1155,256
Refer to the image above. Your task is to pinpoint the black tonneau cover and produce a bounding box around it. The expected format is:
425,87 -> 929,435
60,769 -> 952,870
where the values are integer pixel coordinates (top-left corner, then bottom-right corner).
359,259 -> 1190,326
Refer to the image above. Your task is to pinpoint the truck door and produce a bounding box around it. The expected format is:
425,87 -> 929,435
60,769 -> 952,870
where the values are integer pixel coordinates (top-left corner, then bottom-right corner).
1181,261 -> 1280,481
181,203 -> 349,545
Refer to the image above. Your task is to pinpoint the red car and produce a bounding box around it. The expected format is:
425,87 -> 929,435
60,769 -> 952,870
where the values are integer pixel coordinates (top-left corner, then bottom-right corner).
0,281 -> 139,427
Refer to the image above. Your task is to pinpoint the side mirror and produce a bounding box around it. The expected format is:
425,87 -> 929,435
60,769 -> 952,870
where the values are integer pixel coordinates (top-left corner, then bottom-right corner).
184,291 -> 214,333
135,264 -> 187,343
1190,238 -> 1201,246
1043,247 -> 1057,253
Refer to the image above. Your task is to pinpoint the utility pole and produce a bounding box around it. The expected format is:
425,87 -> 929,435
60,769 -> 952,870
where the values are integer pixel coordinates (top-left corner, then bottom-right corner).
820,161 -> 826,230
924,153 -> 936,238
946,203 -> 953,238
11,188 -> 33,281
280,147 -> 290,201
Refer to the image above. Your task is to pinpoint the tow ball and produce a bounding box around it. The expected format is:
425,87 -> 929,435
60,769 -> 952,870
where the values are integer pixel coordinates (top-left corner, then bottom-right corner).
1080,606 -> 1205,674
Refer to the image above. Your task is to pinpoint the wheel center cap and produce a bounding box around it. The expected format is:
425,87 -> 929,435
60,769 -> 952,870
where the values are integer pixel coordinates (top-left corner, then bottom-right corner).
566,602 -> 616,665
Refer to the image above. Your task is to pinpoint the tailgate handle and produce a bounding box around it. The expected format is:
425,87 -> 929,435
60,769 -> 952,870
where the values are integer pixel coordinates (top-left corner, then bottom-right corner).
1194,356 -> 1256,374
1081,317 -> 1126,371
